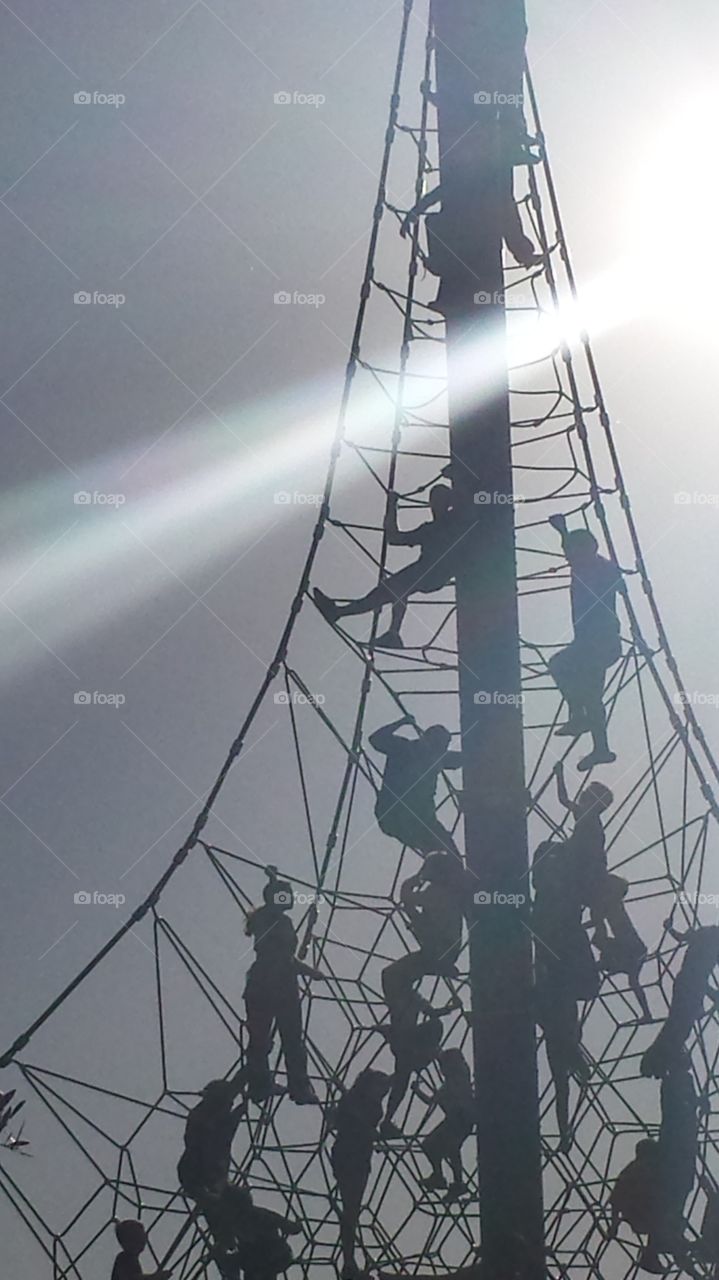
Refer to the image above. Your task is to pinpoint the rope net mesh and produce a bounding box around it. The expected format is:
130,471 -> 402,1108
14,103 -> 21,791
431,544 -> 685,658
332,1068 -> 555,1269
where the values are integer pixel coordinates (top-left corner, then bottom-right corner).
2,5 -> 718,1278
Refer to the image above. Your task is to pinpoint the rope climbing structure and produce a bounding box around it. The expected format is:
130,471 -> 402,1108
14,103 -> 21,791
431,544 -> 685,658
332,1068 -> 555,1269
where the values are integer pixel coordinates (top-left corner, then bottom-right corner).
2,4 -> 719,1279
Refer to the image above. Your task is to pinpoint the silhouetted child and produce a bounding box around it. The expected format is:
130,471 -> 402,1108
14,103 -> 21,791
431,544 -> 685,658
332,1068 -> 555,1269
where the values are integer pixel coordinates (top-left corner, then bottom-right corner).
314,486 -> 460,648
111,1221 -> 170,1280
415,1049 -> 474,1201
381,1004 -> 443,1139
609,1139 -> 663,1264
594,876 -> 650,1023
400,179 -> 540,313
369,715 -> 462,858
178,1078 -> 245,1202
555,762 -> 613,912
531,837 -> 599,1003
382,855 -> 465,1022
548,514 -> 625,771
642,922 -> 719,1078
695,1176 -> 719,1278
609,1059 -> 698,1273
330,1069 -> 392,1280
215,1184 -> 300,1280
536,977 -> 589,1153
654,1055 -> 698,1271
244,878 -> 322,1105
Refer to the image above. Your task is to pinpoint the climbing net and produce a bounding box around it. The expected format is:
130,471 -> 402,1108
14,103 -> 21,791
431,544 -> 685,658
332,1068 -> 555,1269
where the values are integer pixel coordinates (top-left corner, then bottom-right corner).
2,4 -> 719,1278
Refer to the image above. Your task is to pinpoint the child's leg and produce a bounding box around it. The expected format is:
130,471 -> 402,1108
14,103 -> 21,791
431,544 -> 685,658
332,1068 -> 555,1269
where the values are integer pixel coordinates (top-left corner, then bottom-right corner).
245,976 -> 275,1100
275,977 -> 310,1099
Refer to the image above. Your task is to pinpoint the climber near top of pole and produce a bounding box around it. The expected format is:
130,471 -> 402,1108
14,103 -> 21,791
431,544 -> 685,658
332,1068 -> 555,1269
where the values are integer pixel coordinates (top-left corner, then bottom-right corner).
547,512 -> 626,771
313,484 -> 462,650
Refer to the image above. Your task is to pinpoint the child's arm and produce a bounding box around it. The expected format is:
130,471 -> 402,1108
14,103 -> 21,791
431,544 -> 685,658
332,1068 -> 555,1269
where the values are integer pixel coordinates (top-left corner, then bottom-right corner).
411,1078 -> 438,1107
368,715 -> 413,754
554,763 -> 577,816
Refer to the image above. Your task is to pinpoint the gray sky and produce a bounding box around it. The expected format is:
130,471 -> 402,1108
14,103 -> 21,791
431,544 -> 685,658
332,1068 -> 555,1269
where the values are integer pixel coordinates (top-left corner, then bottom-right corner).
2,0 -> 719,1274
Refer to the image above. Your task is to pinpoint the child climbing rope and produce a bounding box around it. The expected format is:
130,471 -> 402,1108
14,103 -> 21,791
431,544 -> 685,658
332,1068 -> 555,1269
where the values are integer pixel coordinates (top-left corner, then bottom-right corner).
314,485 -> 461,649
329,1068 -> 392,1280
642,922 -> 719,1078
608,1055 -> 699,1273
178,1078 -> 246,1203
380,1002 -> 444,1140
211,1183 -> 301,1280
369,715 -> 462,858
382,854 -> 466,1021
415,1049 -> 475,1202
400,176 -> 540,313
548,514 -> 625,771
244,875 -> 323,1105
553,764 -> 650,1020
110,1221 -> 171,1280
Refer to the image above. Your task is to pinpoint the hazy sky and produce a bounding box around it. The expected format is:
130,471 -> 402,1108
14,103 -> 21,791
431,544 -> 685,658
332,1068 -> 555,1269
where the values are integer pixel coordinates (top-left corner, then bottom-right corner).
2,0 -> 719,1273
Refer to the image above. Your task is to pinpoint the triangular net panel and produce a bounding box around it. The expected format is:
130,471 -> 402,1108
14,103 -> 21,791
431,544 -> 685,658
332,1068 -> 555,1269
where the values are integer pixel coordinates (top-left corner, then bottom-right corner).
2,4 -> 719,1279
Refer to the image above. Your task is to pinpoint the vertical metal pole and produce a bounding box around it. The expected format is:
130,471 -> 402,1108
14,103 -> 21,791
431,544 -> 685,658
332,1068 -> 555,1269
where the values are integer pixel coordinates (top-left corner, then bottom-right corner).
429,3 -> 545,1277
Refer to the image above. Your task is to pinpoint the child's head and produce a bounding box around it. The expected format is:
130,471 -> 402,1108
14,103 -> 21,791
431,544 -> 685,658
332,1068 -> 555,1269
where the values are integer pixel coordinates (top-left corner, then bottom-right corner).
115,1220 -> 146,1257
422,724 -> 452,756
429,484 -> 452,517
200,1079 -> 235,1110
564,528 -> 598,568
635,1138 -> 658,1162
577,781 -> 613,817
263,879 -> 294,913
355,1068 -> 392,1103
